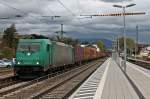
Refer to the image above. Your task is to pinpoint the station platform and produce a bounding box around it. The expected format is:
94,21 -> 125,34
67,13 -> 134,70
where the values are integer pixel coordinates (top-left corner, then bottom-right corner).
69,58 -> 150,99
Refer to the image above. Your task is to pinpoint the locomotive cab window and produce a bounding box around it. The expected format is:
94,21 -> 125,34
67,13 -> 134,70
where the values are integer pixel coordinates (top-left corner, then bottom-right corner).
18,43 -> 41,52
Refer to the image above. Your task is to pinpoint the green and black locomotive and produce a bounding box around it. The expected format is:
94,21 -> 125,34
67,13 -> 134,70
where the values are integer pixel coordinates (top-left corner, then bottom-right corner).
14,39 -> 74,77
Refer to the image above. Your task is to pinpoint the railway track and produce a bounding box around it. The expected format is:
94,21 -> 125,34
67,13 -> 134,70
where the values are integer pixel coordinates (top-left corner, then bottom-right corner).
0,62 -> 80,90
32,60 -> 104,99
127,58 -> 150,70
0,76 -> 23,89
0,69 -> 71,97
0,67 -> 12,71
0,60 -> 81,94
0,59 -> 105,99
0,68 -> 13,76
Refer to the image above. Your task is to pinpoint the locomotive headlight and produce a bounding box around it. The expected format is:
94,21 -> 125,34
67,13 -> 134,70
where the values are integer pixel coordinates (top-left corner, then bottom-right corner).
27,53 -> 31,56
36,62 -> 39,65
17,62 -> 20,64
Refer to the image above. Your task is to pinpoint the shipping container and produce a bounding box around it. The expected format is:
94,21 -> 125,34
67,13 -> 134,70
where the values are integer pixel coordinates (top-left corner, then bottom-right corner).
83,47 -> 91,61
74,45 -> 84,63
89,47 -> 97,60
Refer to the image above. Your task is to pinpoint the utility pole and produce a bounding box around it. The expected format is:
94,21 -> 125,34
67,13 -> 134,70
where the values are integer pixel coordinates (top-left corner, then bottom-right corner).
113,35 -> 116,51
123,6 -> 127,72
61,24 -> 64,38
55,24 -> 66,40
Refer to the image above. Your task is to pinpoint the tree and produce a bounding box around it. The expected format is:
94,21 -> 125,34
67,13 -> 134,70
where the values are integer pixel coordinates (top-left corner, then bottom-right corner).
82,41 -> 90,45
2,24 -> 18,48
96,40 -> 105,51
1,47 -> 15,59
119,37 -> 135,53
61,37 -> 79,46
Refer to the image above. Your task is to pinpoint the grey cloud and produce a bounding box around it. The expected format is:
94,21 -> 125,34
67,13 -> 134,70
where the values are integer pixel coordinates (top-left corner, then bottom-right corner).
100,0 -> 132,3
0,0 -> 149,44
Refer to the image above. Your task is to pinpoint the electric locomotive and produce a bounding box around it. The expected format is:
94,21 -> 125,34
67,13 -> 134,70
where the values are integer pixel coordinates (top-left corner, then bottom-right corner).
14,39 -> 74,77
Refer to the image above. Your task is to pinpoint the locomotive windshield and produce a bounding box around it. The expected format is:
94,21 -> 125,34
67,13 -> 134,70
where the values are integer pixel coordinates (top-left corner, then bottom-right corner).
18,43 -> 40,52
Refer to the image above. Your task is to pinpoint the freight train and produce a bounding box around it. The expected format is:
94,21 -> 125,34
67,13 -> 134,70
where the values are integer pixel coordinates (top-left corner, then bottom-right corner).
14,39 -> 105,77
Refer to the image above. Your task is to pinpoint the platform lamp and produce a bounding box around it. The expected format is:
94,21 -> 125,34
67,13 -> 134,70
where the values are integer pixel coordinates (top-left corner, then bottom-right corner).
113,3 -> 136,72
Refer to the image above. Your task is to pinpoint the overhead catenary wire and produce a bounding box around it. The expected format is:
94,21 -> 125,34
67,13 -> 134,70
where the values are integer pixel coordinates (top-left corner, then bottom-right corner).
56,0 -> 76,16
0,1 -> 27,16
0,0 -> 63,38
0,0 -> 58,22
76,0 -> 82,15
0,0 -> 90,36
55,0 -> 94,37
0,0 -> 86,25
0,1 -> 39,37
56,0 -> 89,28
0,0 -> 59,35
0,1 -> 61,37
39,1 -> 61,21
0,0 -> 34,24
0,1 -> 27,27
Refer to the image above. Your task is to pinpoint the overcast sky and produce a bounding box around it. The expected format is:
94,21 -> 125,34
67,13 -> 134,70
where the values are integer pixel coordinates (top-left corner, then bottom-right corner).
0,0 -> 149,43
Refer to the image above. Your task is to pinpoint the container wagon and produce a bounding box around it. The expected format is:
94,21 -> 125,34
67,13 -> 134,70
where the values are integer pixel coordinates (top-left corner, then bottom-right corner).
89,47 -> 97,60
83,47 -> 91,61
74,45 -> 84,65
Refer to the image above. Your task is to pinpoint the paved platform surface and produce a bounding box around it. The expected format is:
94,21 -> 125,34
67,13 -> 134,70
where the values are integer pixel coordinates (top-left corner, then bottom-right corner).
100,59 -> 139,99
69,58 -> 150,99
127,60 -> 150,75
69,58 -> 110,99
126,61 -> 150,99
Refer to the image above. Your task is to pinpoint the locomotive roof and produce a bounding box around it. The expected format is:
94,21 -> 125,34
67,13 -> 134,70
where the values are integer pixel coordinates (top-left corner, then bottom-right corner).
19,39 -> 49,42
19,39 -> 51,44
52,41 -> 73,48
19,39 -> 73,48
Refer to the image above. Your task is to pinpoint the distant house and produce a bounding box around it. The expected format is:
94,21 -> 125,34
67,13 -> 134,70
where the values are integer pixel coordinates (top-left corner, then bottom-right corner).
139,46 -> 150,57
138,44 -> 150,52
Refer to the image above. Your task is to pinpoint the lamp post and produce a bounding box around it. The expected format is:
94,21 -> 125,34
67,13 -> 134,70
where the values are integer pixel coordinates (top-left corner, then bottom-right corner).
135,25 -> 139,59
117,34 -> 120,52
113,3 -> 136,72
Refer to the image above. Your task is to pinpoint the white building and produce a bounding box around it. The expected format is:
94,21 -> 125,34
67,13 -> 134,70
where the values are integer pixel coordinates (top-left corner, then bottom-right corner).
92,44 -> 100,52
80,44 -> 100,52
140,46 -> 150,57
